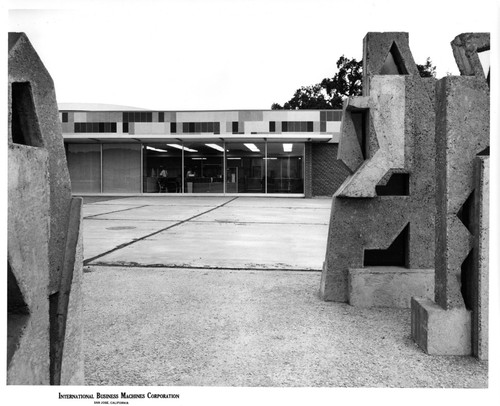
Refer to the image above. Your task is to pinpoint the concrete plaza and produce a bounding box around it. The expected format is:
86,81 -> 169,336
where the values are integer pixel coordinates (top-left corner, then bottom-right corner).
81,196 -> 487,387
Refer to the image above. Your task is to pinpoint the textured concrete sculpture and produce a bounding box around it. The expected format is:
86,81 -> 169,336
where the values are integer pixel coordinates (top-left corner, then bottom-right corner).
411,33 -> 489,358
8,33 -> 84,384
320,33 -> 436,306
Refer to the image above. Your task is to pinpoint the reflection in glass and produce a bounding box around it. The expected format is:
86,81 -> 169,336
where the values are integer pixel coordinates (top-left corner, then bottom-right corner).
184,142 -> 224,193
143,144 -> 182,193
102,143 -> 141,193
66,144 -> 101,193
266,143 -> 304,193
225,142 -> 265,193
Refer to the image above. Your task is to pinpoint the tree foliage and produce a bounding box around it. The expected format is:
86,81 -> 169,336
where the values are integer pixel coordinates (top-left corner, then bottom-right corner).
272,56 -> 436,110
416,57 -> 437,78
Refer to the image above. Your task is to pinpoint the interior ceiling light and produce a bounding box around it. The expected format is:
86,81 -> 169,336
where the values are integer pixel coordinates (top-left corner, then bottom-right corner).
205,143 -> 225,152
192,157 -> 207,160
244,143 -> 260,152
167,143 -> 198,152
146,146 -> 168,152
283,143 -> 293,152
227,157 -> 241,160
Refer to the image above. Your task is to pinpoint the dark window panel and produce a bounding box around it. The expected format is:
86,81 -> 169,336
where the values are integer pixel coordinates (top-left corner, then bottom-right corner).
189,122 -> 195,133
123,112 -> 129,122
171,122 -> 177,133
123,122 -> 129,133
320,111 -> 327,121
232,121 -> 238,133
104,122 -> 111,132
307,121 -> 313,132
282,121 -> 288,132
182,122 -> 188,133
320,121 -> 326,132
214,122 -> 220,134
327,111 -> 334,121
207,122 -> 214,133
74,122 -> 80,133
111,122 -> 117,133
147,112 -> 152,122
134,112 -> 141,122
99,122 -> 105,132
201,122 -> 208,132
269,121 -> 275,132
158,112 -> 164,122
92,122 -> 99,132
62,112 -> 68,123
195,122 -> 201,133
300,121 -> 307,132
333,111 -> 342,121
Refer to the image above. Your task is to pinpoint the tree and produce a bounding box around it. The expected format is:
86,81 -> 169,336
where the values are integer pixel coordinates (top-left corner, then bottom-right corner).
272,56 -> 436,110
416,57 -> 436,78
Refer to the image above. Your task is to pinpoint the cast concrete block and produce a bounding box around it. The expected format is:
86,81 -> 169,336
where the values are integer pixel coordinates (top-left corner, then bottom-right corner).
411,297 -> 471,355
472,156 -> 489,360
348,267 -> 434,308
7,145 -> 51,384
321,71 -> 436,302
8,32 -> 84,385
434,75 -> 489,310
362,32 -> 419,96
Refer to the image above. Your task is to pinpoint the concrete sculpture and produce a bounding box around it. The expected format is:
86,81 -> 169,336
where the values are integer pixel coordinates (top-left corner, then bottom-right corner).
8,33 -> 84,384
320,32 -> 436,306
411,33 -> 489,358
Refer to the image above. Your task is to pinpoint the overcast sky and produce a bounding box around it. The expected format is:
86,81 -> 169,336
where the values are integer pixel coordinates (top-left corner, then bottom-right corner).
7,0 -> 496,110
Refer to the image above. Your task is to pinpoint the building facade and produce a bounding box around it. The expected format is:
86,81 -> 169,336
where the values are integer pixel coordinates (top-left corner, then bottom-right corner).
61,105 -> 350,197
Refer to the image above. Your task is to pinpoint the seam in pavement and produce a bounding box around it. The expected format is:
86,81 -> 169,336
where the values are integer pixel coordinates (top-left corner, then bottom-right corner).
84,217 -> 328,226
84,204 -> 151,219
85,263 -> 322,272
83,197 -> 239,265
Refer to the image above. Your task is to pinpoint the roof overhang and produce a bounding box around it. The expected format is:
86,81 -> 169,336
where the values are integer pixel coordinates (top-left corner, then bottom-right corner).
62,132 -> 339,143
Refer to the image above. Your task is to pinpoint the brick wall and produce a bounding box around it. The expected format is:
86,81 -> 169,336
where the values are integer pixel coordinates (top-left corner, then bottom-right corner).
310,143 -> 351,197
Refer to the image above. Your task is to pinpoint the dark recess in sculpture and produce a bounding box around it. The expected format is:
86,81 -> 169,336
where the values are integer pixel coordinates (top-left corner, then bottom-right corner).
364,224 -> 410,267
11,82 -> 43,147
7,261 -> 30,367
457,191 -> 474,233
351,110 -> 369,159
380,42 -> 409,75
461,250 -> 474,311
376,173 -> 410,196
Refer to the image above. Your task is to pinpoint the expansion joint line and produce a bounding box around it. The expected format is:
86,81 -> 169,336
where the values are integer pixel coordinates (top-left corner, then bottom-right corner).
83,204 -> 150,219
83,197 -> 239,265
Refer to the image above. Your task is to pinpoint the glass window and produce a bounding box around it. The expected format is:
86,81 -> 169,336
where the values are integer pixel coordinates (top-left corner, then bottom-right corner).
184,142 -> 224,193
62,112 -> 68,123
123,112 -> 129,122
143,143 -> 182,193
232,121 -> 238,134
225,142 -> 265,193
269,121 -> 276,132
66,144 -> 101,193
158,112 -> 164,122
170,122 -> 177,133
102,143 -> 141,193
266,143 -> 304,194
